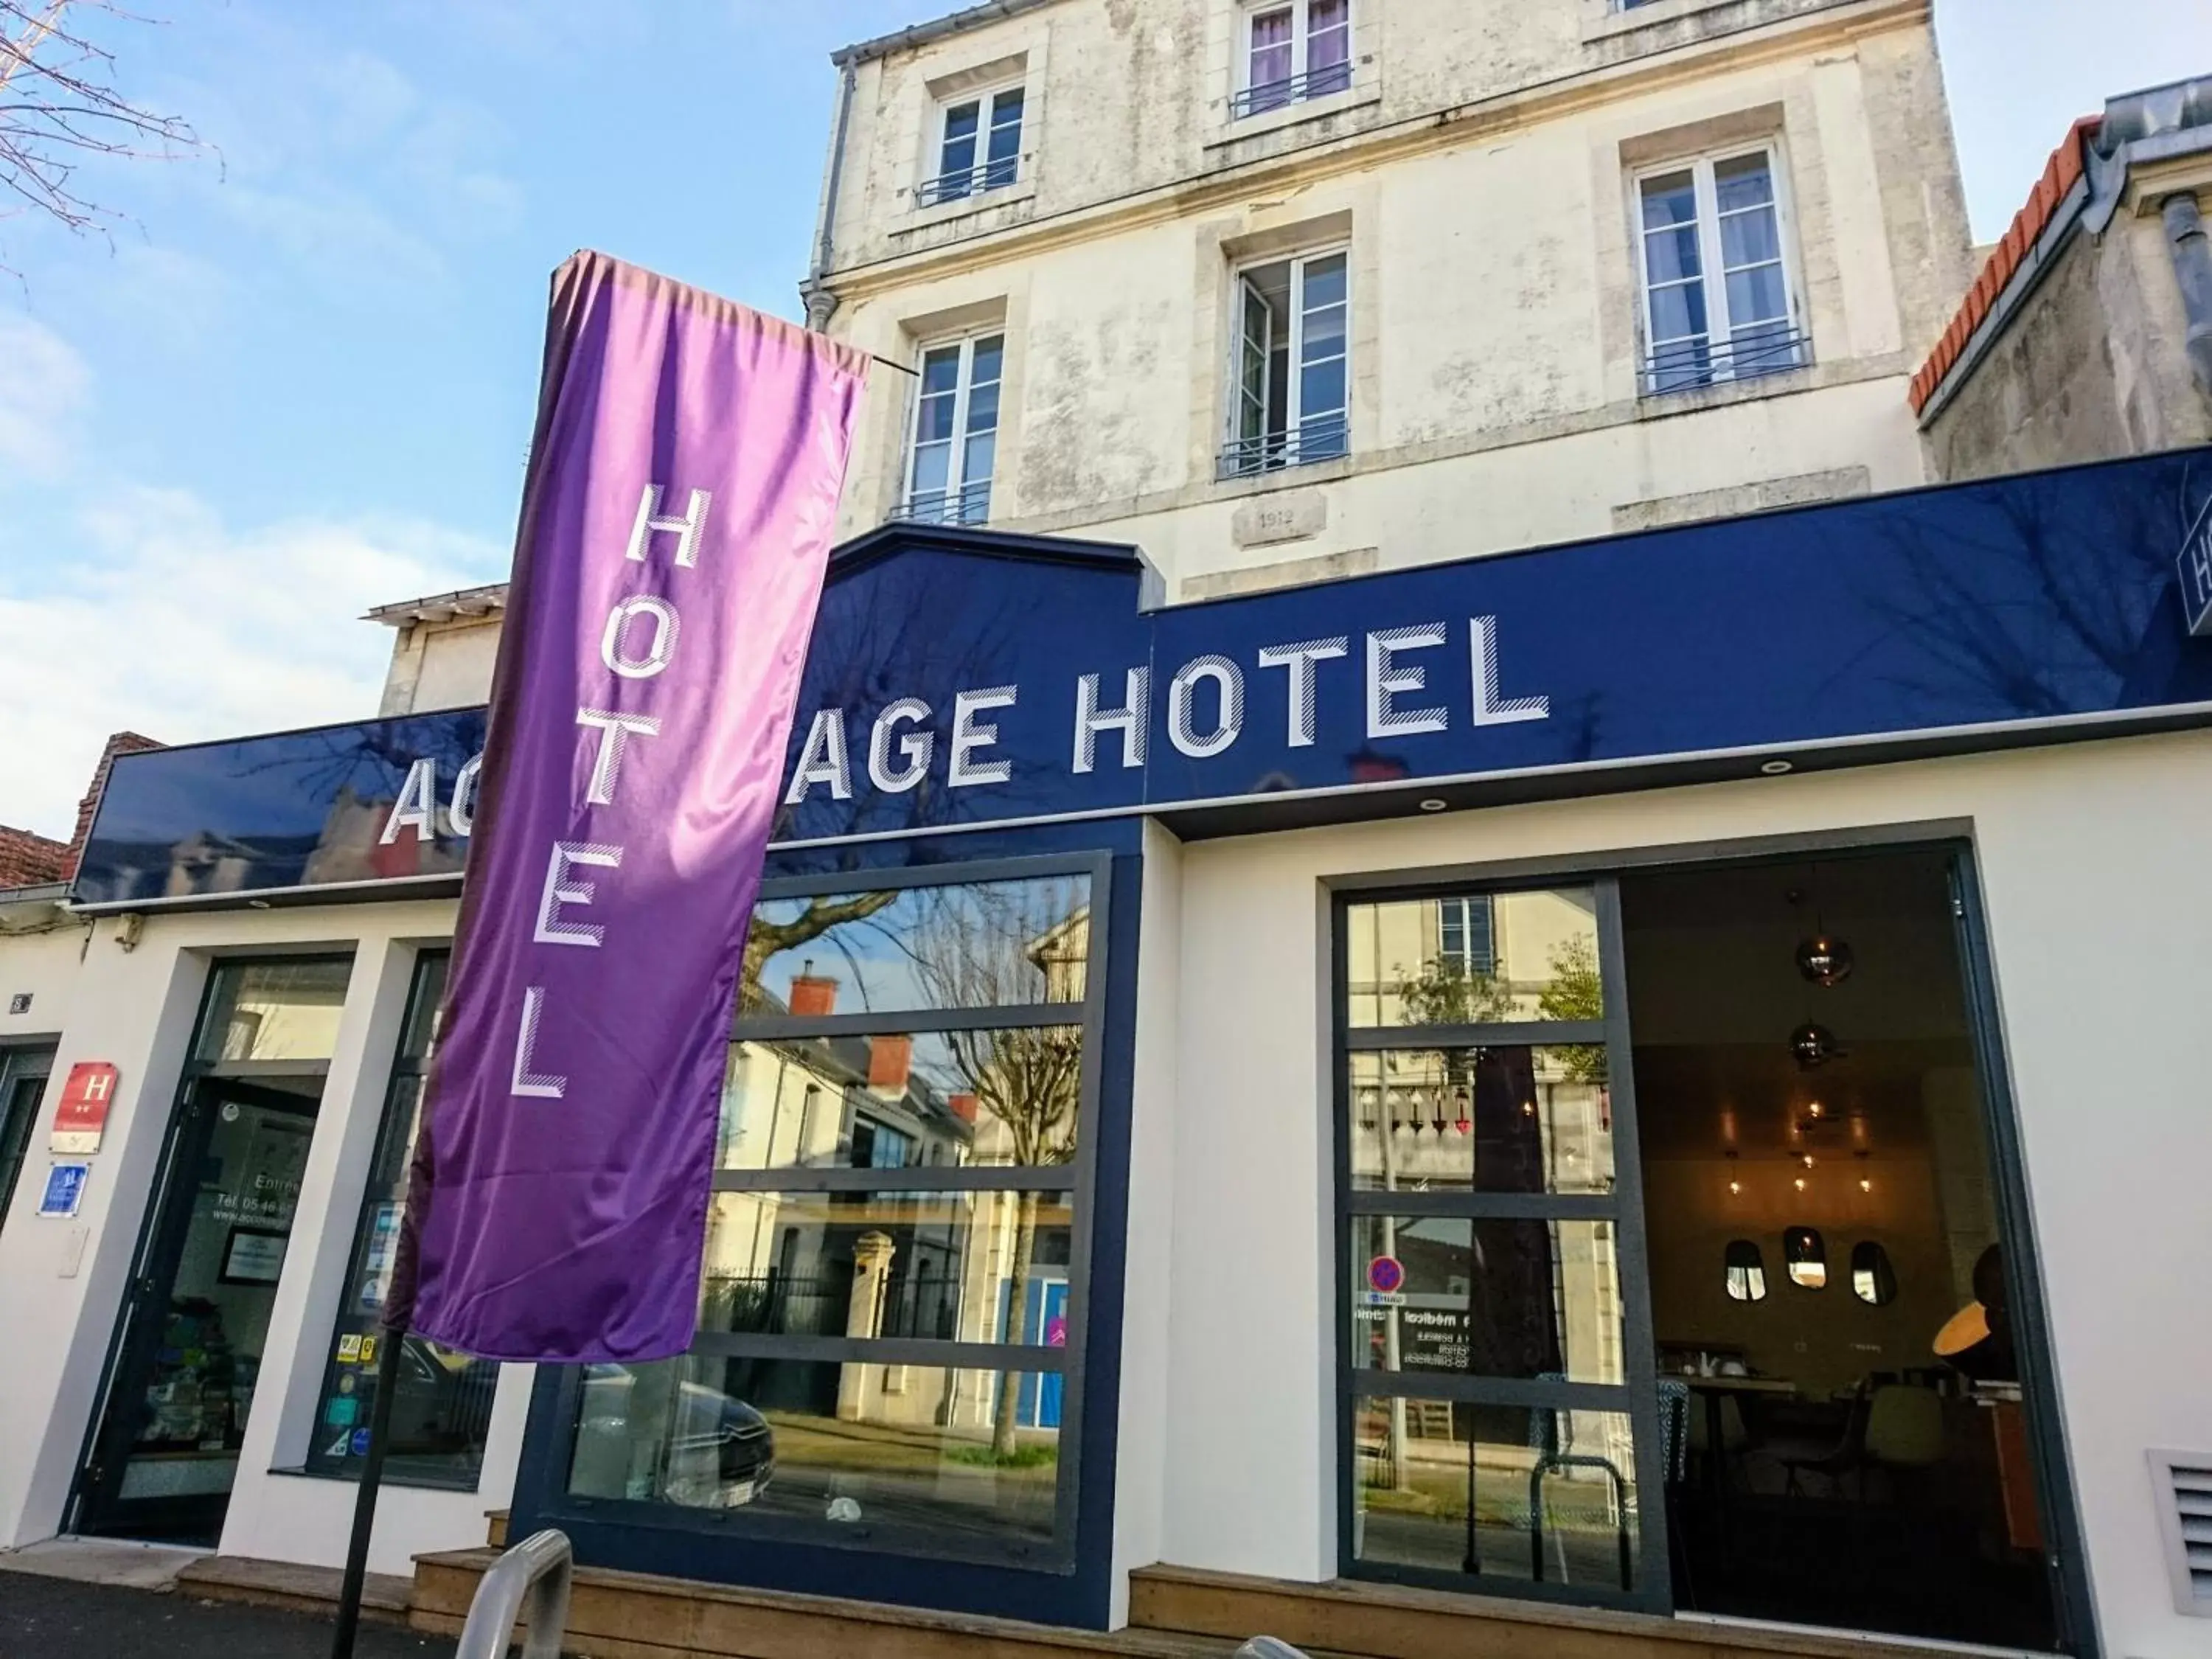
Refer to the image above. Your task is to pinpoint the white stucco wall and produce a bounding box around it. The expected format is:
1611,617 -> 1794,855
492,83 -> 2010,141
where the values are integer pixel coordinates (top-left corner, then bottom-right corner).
1144,729 -> 2212,1659
0,898 -> 528,1576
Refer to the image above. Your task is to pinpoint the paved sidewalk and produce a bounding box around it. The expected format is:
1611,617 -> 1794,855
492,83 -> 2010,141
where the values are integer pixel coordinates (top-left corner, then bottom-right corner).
0,1570 -> 456,1658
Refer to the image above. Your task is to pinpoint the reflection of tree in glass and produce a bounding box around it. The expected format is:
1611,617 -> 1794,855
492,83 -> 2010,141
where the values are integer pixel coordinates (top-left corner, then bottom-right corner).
738,893 -> 900,1011
1536,936 -> 1607,1084
907,886 -> 1084,1458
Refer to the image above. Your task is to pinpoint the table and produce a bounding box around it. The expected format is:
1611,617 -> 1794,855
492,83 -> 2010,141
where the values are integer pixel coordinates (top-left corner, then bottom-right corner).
1681,1377 -> 1798,1545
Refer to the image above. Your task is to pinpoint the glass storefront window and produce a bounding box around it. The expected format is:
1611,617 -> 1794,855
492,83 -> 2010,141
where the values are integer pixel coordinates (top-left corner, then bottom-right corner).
742,876 -> 1090,1015
195,959 -> 354,1062
716,1031 -> 1082,1172
568,1354 -> 1061,1546
1346,888 -> 1601,1030
1351,1216 -> 1624,1385
698,1190 -> 1074,1344
305,951 -> 499,1487
1348,1047 -> 1613,1195
562,860 -> 1100,1565
1351,1398 -> 1641,1591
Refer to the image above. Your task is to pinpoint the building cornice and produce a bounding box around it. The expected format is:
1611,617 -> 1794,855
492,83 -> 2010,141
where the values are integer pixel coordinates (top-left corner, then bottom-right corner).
822,0 -> 1929,308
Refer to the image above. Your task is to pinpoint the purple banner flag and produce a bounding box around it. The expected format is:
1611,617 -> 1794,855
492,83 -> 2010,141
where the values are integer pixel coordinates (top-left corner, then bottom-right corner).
386,252 -> 866,1363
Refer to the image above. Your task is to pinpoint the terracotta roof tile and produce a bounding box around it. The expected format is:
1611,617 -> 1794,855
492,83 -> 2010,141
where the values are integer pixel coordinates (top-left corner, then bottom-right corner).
1909,116 -> 2099,417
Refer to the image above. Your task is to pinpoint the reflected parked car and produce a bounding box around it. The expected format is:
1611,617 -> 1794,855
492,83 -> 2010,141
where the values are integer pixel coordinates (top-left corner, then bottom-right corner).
570,1365 -> 775,1509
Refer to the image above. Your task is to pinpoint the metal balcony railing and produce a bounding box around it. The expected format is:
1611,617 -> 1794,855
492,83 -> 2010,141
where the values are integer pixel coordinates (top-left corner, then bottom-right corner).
1231,61 -> 1354,119
1218,414 -> 1349,479
916,156 -> 1020,208
896,479 -> 994,526
1640,324 -> 1810,396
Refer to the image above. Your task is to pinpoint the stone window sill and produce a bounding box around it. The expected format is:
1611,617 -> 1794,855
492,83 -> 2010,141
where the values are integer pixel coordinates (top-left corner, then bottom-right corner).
1633,364 -> 1818,418
889,174 -> 1039,238
1205,84 -> 1382,150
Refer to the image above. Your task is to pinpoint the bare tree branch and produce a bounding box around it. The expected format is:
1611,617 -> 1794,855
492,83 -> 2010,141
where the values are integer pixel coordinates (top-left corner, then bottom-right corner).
0,0 -> 204,263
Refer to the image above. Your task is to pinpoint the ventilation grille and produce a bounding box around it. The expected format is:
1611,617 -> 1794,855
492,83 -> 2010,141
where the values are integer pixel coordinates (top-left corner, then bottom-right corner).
2152,1451 -> 2212,1615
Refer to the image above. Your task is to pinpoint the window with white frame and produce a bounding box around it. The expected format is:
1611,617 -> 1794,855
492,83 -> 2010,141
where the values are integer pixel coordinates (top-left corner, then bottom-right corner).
1222,250 -> 1349,478
901,334 -> 1003,526
1437,896 -> 1495,977
1635,148 -> 1806,394
920,86 -> 1025,207
1234,0 -> 1352,118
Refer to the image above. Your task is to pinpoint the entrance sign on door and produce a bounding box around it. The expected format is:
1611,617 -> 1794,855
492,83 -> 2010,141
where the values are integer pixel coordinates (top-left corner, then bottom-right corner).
50,1061 -> 118,1155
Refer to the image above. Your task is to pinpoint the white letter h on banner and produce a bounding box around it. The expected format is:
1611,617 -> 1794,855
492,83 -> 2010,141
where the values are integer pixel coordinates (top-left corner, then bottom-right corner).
627,484 -> 712,568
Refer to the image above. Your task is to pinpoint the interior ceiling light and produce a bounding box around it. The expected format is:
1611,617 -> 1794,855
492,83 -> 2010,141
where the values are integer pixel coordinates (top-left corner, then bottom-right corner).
1797,934 -> 1855,987
1790,1022 -> 1843,1070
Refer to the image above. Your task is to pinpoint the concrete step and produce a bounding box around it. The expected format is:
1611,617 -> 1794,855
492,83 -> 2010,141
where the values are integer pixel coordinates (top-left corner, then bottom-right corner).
1128,1566 -> 1969,1659
173,1554 -> 414,1627
411,1547 -> 1243,1659
487,1507 -> 509,1548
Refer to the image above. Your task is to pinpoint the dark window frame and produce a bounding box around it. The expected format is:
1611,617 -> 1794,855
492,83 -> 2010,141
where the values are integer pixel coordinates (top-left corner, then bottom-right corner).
532,850 -> 1113,1574
1332,876 -> 1673,1616
298,949 -> 498,1491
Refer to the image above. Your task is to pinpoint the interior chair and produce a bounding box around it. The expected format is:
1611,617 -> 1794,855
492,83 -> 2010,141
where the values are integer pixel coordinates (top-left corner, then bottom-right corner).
1779,1382 -> 1871,1498
1860,1384 -> 1945,1500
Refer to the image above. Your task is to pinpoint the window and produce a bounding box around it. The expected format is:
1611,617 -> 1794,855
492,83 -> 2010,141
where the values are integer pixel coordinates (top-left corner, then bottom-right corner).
1783,1226 -> 1827,1291
0,1048 -> 51,1234
557,863 -> 1102,1566
1236,0 -> 1352,117
1338,883 -> 1661,1602
1437,897 -> 1495,977
305,951 -> 501,1487
1223,250 -> 1349,478
900,334 -> 1002,526
1635,149 -> 1806,394
1850,1241 -> 1897,1307
1723,1239 -> 1768,1304
919,87 -> 1025,208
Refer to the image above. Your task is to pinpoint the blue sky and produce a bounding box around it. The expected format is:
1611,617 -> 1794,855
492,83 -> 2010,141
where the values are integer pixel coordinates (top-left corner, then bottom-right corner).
1,0 -> 2208,838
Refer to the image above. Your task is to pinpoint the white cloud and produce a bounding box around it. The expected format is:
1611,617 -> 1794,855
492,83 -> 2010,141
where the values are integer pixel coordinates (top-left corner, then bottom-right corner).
0,315 -> 91,480
0,487 -> 505,838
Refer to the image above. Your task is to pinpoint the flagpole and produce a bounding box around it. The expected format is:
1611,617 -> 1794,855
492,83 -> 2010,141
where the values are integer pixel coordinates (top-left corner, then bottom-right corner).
330,1333 -> 406,1659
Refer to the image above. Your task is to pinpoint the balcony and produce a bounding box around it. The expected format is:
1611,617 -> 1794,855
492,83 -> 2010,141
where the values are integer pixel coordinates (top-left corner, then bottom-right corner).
895,479 -> 993,526
915,156 -> 1020,210
1217,414 -> 1350,480
1641,324 -> 1811,397
1231,61 -> 1354,120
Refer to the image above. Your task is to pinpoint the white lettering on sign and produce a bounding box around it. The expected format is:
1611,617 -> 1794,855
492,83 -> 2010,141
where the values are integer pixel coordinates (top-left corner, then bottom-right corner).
1256,636 -> 1349,748
1073,668 -> 1149,775
382,615 -> 1554,856
869,698 -> 934,794
506,478 -> 715,1099
950,686 -> 1016,788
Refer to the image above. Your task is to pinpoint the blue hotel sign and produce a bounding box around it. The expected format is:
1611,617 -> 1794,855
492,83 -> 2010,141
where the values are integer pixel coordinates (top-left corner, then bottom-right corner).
2180,491 -> 2212,638
72,447 -> 2212,908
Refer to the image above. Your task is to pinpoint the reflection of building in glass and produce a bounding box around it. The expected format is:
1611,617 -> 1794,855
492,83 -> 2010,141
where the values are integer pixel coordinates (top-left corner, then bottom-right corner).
1346,890 -> 1599,1028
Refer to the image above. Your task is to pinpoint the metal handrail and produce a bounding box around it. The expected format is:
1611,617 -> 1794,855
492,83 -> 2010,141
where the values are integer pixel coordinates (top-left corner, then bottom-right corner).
896,478 -> 994,525
453,1528 -> 574,1659
1218,414 -> 1350,479
1640,325 -> 1810,395
1231,63 -> 1353,118
1237,1641 -> 1312,1658
916,158 -> 1020,207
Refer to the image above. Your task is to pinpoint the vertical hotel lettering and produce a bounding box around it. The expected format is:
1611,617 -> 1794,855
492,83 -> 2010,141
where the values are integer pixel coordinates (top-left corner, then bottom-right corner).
510,483 -> 707,1101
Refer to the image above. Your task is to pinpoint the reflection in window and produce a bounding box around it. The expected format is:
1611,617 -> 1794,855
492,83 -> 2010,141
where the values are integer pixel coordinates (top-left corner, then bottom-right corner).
1784,1227 -> 1828,1291
1851,1241 -> 1897,1307
1346,888 -> 1601,1029
1351,1399 -> 1639,1589
743,876 -> 1089,1015
1349,1047 -> 1613,1197
573,866 -> 1099,1562
1724,1239 -> 1768,1303
307,951 -> 500,1487
196,957 -> 354,1062
1351,1214 -> 1624,1384
696,1189 -> 1073,1345
568,1354 -> 1060,1545
717,1029 -> 1082,1174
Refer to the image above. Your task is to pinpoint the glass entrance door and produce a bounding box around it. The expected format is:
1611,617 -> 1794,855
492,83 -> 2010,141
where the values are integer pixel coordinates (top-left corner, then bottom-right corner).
77,1074 -> 323,1544
1335,882 -> 1669,1613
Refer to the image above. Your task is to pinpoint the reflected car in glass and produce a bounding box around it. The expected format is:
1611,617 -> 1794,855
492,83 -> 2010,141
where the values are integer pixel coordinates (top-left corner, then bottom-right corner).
572,1364 -> 776,1510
